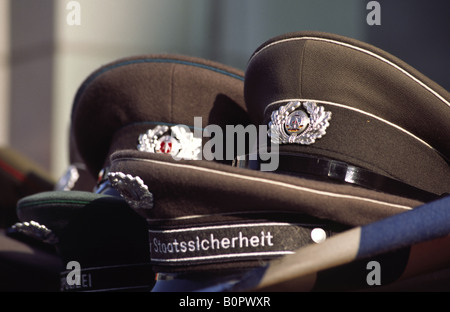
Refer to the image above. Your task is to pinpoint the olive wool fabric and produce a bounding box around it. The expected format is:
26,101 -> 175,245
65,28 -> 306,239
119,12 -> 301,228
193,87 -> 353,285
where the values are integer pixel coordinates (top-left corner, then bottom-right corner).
108,149 -> 421,273
16,191 -> 149,267
107,31 -> 449,232
106,33 -> 448,275
7,30 -> 449,291
10,54 -> 254,285
16,191 -> 154,291
71,54 -> 250,179
109,150 -> 421,228
244,31 -> 450,198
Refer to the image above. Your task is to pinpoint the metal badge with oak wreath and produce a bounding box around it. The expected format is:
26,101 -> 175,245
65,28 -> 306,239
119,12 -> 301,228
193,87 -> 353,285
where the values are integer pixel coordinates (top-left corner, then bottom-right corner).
268,101 -> 332,145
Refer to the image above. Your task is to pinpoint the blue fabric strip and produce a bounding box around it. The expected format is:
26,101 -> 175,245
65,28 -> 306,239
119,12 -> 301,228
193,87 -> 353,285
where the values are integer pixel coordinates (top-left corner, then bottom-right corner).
357,195 -> 450,259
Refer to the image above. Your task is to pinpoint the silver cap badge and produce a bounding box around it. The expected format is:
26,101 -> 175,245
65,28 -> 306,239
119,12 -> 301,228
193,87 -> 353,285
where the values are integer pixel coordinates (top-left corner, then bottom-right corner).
268,101 -> 331,145
10,220 -> 58,244
54,164 -> 81,191
137,125 -> 202,160
108,172 -> 153,210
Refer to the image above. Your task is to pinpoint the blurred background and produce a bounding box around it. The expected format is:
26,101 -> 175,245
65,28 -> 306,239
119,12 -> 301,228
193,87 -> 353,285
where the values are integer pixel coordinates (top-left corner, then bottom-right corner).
0,0 -> 449,182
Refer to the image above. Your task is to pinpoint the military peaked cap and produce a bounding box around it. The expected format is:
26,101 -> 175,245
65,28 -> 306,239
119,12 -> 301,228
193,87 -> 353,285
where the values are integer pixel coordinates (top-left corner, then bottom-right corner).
71,54 -> 250,180
243,31 -> 450,199
108,33 -> 448,278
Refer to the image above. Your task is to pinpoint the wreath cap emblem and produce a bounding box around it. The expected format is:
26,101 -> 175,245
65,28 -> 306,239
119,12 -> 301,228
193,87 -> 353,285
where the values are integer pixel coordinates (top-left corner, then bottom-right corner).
108,172 -> 154,210
268,101 -> 331,145
137,125 -> 202,160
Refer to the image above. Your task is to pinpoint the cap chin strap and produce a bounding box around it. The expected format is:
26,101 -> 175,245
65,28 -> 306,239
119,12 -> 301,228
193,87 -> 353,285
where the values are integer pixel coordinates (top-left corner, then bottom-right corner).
233,152 -> 442,203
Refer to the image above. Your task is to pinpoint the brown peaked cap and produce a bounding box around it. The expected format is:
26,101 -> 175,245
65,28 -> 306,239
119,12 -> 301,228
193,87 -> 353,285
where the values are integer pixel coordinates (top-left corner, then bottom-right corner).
244,31 -> 450,197
71,54 -> 249,179
105,33 -> 444,229
102,38 -> 442,272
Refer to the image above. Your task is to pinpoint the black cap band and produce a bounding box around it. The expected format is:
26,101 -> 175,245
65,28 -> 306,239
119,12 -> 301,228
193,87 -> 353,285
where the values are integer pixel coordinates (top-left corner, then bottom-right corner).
60,262 -> 154,292
234,153 -> 440,202
147,220 -> 342,271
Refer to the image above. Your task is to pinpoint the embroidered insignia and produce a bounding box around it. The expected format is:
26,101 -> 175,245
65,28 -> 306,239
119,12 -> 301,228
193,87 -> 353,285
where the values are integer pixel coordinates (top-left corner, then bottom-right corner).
268,101 -> 331,145
108,172 -> 153,210
137,125 -> 202,160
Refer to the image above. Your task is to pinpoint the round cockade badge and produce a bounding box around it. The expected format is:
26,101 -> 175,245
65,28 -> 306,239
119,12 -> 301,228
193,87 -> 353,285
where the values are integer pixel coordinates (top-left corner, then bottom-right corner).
285,109 -> 310,135
137,125 -> 202,160
269,101 -> 332,145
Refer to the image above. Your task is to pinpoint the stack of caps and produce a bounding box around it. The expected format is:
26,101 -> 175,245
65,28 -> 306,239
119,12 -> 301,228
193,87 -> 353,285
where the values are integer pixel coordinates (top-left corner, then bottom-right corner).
7,31 -> 450,292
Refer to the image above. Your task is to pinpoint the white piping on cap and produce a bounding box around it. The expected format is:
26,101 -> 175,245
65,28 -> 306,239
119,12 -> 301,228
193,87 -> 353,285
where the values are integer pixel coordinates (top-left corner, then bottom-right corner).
251,36 -> 449,107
